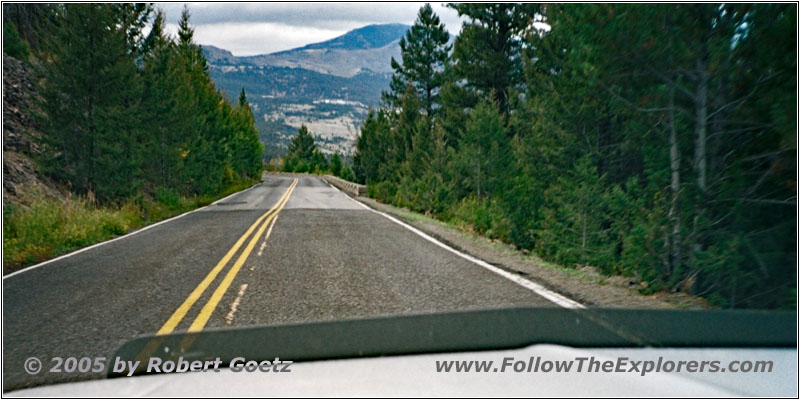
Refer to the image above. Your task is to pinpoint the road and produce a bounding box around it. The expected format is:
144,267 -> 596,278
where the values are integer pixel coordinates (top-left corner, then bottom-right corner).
3,175 -> 565,391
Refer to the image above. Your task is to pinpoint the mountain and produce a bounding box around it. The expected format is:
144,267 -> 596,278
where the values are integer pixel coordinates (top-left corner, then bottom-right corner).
288,23 -> 409,52
201,45 -> 236,64
201,23 -> 411,159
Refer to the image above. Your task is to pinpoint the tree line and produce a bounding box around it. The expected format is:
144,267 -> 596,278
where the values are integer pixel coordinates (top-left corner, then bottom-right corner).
281,124 -> 356,181
354,3 -> 796,308
9,4 -> 263,203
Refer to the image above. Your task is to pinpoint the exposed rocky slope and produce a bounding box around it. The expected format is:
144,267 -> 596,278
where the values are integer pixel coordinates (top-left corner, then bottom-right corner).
3,54 -> 63,204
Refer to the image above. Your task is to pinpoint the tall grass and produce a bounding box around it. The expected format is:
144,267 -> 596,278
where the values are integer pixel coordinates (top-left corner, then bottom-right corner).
3,180 -> 255,271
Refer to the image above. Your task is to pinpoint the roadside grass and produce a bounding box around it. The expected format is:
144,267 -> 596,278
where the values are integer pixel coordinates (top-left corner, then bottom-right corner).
3,180 -> 255,271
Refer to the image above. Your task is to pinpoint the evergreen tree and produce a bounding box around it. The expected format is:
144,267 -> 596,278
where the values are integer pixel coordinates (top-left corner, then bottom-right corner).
238,87 -> 248,108
37,4 -> 263,200
283,125 -> 321,173
456,100 -> 508,198
310,149 -> 329,173
37,4 -> 147,201
231,88 -> 264,179
358,3 -> 795,308
447,3 -> 540,117
140,8 -> 183,189
353,109 -> 391,184
2,3 -> 55,50
392,84 -> 423,170
330,152 -> 343,177
172,5 -> 231,193
287,125 -> 316,161
384,3 -> 451,120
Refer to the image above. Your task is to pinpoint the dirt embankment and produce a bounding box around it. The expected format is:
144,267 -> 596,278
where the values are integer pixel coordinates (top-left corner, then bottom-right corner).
3,54 -> 64,205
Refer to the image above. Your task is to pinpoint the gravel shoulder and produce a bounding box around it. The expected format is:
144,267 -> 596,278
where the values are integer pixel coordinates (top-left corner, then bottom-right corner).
356,196 -> 711,310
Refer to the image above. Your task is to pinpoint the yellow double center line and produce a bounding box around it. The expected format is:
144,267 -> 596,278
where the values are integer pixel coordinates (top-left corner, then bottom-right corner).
156,178 -> 298,335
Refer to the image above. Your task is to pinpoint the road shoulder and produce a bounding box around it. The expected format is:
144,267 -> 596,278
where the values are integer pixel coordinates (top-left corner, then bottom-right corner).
355,196 -> 711,310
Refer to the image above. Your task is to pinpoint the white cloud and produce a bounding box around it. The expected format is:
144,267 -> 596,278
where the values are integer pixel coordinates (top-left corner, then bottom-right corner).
165,22 -> 347,56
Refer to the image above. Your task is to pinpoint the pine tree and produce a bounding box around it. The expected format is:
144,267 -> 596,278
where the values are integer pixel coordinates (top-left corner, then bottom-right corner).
140,8 -> 183,189
456,101 -> 508,198
310,149 -> 329,173
353,109 -> 391,184
384,3 -> 451,120
238,87 -> 248,108
283,125 -> 319,173
447,3 -> 540,117
287,125 -> 316,162
172,5 -> 229,193
33,3 -> 264,201
330,152 -> 343,177
392,84 -> 423,169
231,88 -> 264,179
37,4 -> 147,201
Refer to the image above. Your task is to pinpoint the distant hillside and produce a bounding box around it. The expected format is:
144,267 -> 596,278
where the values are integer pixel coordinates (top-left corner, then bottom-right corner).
208,64 -> 388,158
210,64 -> 387,104
201,23 -> 411,159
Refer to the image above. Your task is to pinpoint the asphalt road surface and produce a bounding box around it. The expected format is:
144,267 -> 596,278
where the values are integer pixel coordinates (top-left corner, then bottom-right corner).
3,175 -> 562,391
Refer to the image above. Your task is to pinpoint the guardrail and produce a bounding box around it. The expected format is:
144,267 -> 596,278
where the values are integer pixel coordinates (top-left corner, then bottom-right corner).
322,175 -> 366,196
262,171 -> 366,197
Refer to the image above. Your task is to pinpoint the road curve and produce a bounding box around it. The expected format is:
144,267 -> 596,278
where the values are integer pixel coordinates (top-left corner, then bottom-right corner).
3,175 -> 560,391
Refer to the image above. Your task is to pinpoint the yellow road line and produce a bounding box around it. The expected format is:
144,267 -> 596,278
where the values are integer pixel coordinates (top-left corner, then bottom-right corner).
187,178 -> 297,332
155,178 -> 297,335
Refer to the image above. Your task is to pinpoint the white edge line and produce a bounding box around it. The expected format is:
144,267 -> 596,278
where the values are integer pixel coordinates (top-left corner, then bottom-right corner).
326,179 -> 342,193
3,183 -> 260,280
257,213 -> 280,257
324,178 -> 585,309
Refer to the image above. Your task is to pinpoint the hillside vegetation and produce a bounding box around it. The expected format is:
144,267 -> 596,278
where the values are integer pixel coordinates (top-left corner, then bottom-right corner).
3,4 -> 263,269
354,4 -> 796,309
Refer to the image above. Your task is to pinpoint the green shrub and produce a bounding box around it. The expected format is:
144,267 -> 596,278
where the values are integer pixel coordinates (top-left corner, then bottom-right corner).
449,196 -> 510,241
339,166 -> 356,182
155,187 -> 181,208
295,161 -> 309,173
368,181 -> 397,204
263,163 -> 277,172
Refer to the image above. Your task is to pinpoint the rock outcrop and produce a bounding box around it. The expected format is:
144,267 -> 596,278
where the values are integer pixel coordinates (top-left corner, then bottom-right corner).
3,54 -> 63,204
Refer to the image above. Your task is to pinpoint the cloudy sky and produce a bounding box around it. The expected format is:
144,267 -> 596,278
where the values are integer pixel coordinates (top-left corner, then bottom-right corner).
157,3 -> 465,56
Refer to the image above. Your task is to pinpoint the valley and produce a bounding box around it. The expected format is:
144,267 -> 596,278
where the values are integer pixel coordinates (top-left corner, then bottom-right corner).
201,24 -> 409,160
